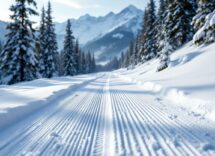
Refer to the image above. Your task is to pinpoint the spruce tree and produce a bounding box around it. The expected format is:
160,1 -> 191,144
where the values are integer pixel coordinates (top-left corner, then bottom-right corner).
74,39 -> 80,74
192,0 -> 215,32
62,19 -> 76,76
156,0 -> 166,57
128,41 -> 134,66
133,37 -> 139,65
43,2 -> 58,78
91,53 -> 96,73
192,0 -> 215,45
119,52 -> 125,68
80,52 -> 86,74
139,9 -> 148,62
85,52 -> 92,73
164,0 -> 196,49
38,7 -> 46,76
157,39 -> 173,72
0,0 -> 39,84
143,0 -> 157,60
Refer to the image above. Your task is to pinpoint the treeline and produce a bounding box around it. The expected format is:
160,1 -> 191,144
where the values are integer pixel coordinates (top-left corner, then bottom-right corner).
0,0 -> 96,85
117,0 -> 215,71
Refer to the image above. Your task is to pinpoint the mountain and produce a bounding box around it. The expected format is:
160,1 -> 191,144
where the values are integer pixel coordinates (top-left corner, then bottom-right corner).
55,5 -> 144,63
0,5 -> 143,63
0,20 -> 7,42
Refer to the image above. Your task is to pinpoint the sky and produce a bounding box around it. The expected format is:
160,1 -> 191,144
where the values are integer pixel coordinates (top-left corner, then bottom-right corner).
0,0 -> 148,23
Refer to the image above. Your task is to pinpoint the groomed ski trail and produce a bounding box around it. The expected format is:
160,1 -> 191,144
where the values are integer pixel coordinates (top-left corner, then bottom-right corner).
0,73 -> 214,156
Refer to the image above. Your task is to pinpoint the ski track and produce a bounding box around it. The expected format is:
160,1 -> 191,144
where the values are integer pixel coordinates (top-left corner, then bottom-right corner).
0,73 -> 214,156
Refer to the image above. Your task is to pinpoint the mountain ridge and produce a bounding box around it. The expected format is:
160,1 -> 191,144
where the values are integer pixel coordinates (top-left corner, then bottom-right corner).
55,5 -> 144,63
0,5 -> 144,63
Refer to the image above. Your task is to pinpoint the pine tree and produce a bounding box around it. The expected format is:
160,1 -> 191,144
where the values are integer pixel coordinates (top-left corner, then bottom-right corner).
157,39 -> 173,72
143,0 -> 157,60
192,0 -> 215,32
74,39 -> 80,74
139,9 -> 148,62
62,19 -> 76,76
123,51 -> 130,68
43,2 -> 58,78
91,53 -> 96,73
155,0 -> 166,57
133,36 -> 139,65
38,7 -> 46,76
0,0 -> 39,84
128,41 -> 134,66
85,52 -> 92,73
80,52 -> 86,74
164,0 -> 196,49
135,32 -> 142,63
192,0 -> 215,45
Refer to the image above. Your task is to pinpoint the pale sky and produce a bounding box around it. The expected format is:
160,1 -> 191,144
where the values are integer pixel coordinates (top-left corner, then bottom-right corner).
0,0 -> 149,22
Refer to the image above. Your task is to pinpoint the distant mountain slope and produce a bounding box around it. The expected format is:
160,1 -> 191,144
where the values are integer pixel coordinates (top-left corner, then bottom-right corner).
55,5 -> 144,63
0,20 -> 7,42
0,5 -> 143,63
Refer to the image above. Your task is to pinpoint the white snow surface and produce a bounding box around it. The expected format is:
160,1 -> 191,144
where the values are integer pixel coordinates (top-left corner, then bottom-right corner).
0,43 -> 215,156
115,42 -> 215,122
0,74 -> 98,129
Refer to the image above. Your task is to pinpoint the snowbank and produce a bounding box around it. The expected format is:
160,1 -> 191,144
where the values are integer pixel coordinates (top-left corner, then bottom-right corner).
0,74 -> 101,130
115,42 -> 215,122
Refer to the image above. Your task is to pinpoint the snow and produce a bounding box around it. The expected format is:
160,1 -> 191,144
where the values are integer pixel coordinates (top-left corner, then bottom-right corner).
193,12 -> 215,44
115,42 -> 215,122
210,11 -> 215,26
112,33 -> 124,39
0,74 -> 98,129
0,43 -> 215,155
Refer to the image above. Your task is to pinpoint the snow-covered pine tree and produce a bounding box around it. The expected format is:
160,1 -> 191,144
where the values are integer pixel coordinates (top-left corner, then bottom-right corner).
206,11 -> 215,43
139,9 -> 148,62
62,19 -> 76,76
43,2 -> 58,78
135,32 -> 142,63
133,36 -> 139,65
120,52 -> 124,68
192,0 -> 215,32
157,39 -> 173,72
128,41 -> 135,67
80,52 -> 86,74
164,0 -> 196,50
143,0 -> 157,60
91,53 -> 96,73
192,0 -> 215,45
74,39 -> 80,74
0,0 -> 39,85
85,52 -> 92,73
38,7 -> 46,76
123,50 -> 130,68
155,0 -> 166,57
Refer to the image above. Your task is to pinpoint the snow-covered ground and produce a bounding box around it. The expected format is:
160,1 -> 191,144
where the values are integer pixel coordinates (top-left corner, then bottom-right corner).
0,74 -> 100,130
115,42 -> 215,122
0,43 -> 215,155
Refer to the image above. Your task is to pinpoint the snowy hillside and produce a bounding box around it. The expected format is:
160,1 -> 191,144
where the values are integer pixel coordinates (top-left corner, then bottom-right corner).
0,74 -> 99,129
115,42 -> 215,122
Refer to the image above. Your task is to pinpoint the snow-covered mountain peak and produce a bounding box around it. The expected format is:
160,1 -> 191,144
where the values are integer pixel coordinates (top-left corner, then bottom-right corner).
54,5 -> 144,62
119,5 -> 143,15
78,13 -> 95,21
